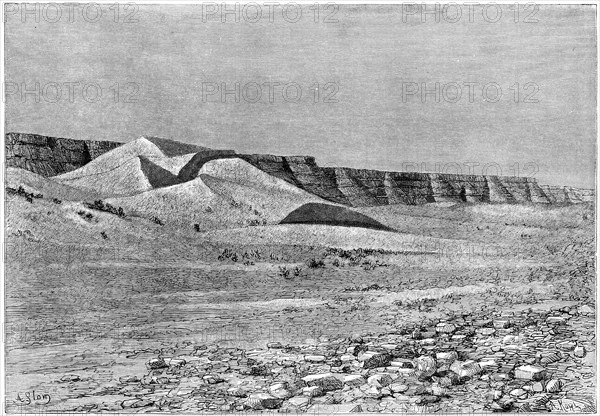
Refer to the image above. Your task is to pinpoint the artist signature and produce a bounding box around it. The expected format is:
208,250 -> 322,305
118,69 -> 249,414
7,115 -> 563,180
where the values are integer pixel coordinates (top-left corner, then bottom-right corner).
15,391 -> 51,405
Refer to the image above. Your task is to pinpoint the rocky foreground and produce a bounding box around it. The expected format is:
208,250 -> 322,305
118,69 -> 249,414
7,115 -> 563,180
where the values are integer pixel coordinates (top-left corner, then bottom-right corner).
68,304 -> 595,413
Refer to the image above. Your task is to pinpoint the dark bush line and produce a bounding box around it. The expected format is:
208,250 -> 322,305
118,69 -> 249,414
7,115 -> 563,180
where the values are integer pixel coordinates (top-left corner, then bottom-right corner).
7,185 -> 42,203
151,216 -> 165,226
84,200 -> 125,217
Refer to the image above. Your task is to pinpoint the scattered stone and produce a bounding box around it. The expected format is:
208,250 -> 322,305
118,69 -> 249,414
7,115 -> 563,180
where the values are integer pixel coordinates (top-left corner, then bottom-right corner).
557,340 -> 576,351
164,358 -> 186,367
415,356 -> 436,377
574,346 -> 586,358
493,320 -> 511,329
118,375 -> 140,383
367,374 -> 393,388
509,388 -> 528,399
227,387 -> 247,398
390,359 -> 414,368
287,396 -> 310,408
436,322 -> 456,333
539,351 -> 562,365
303,386 -> 325,398
436,351 -> 458,363
545,379 -> 563,393
121,398 -> 152,409
302,373 -> 343,392
363,353 -> 392,369
270,383 -> 293,399
146,358 -> 168,370
578,305 -> 595,316
202,374 -> 224,384
449,360 -> 482,378
515,365 -> 545,381
244,393 -> 282,410
305,355 -> 326,363
344,374 -> 366,387
532,382 -> 545,393
416,395 -> 440,405
390,383 -> 409,393
61,374 -> 81,382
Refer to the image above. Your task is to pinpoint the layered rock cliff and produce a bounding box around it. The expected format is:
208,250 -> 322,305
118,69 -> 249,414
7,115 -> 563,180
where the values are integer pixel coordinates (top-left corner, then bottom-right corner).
6,132 -> 122,177
5,133 -> 594,207
238,154 -> 584,206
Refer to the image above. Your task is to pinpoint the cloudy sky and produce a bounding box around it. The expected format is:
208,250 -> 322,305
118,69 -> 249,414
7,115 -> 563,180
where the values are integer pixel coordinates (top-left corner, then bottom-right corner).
5,4 -> 596,187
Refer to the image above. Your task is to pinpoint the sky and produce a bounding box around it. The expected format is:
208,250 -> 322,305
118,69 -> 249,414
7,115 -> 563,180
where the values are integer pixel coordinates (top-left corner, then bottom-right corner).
4,3 -> 597,188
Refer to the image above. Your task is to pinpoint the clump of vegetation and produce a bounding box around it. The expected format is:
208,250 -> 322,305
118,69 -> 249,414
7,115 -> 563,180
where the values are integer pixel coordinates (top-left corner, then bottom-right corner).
52,198 -> 62,204
279,266 -> 291,279
100,231 -> 108,240
7,185 -> 42,203
151,216 -> 164,226
306,258 -> 325,269
194,223 -> 201,232
293,266 -> 303,277
77,210 -> 94,222
84,200 -> 125,217
218,248 -> 239,262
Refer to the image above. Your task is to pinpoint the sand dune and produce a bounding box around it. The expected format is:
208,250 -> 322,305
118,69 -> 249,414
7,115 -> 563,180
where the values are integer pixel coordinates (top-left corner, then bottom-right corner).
105,158 -> 326,229
54,137 -> 197,197
6,167 -> 99,201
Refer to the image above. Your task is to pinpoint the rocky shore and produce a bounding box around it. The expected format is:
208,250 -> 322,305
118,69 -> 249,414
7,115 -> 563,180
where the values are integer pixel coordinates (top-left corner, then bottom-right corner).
60,304 -> 595,413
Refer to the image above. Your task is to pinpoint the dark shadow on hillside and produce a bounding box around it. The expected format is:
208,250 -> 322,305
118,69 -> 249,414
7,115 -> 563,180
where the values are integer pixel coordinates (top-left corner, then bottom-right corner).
280,202 -> 395,231
177,151 -> 238,182
139,156 -> 183,188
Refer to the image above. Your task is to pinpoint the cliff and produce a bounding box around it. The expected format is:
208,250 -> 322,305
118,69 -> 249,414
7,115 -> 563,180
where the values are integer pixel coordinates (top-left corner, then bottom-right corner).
238,154 -> 571,206
6,132 -> 122,177
5,133 -> 594,207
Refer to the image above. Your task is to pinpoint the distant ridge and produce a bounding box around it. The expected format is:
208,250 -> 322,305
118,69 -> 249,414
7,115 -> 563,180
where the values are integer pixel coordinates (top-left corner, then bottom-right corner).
5,133 -> 595,206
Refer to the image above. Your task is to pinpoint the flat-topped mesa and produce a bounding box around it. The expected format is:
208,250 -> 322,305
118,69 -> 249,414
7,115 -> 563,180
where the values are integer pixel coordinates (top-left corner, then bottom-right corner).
4,133 -> 593,206
237,154 -> 554,206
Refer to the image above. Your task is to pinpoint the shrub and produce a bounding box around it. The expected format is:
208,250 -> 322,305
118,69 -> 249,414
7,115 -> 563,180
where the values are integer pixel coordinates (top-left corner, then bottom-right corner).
306,258 -> 325,269
293,266 -> 303,277
52,198 -> 62,204
77,210 -> 94,221
100,231 -> 108,240
194,223 -> 200,232
279,266 -> 291,279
